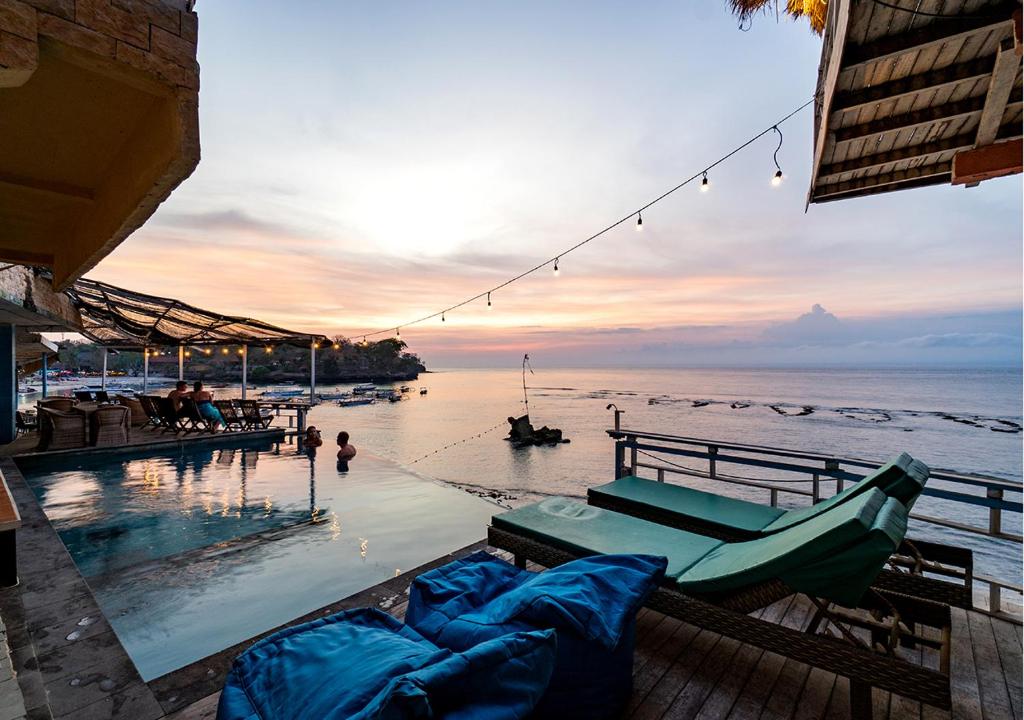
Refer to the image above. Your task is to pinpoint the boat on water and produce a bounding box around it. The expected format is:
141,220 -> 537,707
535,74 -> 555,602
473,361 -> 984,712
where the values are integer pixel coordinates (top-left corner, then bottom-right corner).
17,385 -> 38,394
419,387 -> 428,395
352,383 -> 377,395
399,385 -> 411,393
338,397 -> 374,407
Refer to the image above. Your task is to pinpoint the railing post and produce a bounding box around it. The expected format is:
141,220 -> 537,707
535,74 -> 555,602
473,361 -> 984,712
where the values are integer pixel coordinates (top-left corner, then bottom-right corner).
989,582 -> 1001,615
614,441 -> 625,479
657,468 -> 665,483
628,435 -> 637,476
812,473 -> 820,504
708,445 -> 717,479
770,488 -> 778,507
988,487 -> 1003,537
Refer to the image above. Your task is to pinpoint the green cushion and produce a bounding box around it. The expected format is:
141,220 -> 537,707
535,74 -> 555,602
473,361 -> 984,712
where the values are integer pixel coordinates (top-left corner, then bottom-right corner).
762,452 -> 928,533
491,497 -> 722,581
589,476 -> 785,533
677,489 -> 905,606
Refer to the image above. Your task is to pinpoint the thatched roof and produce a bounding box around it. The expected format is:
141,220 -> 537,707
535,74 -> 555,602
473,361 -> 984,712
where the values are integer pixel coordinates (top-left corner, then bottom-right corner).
66,278 -> 326,349
729,0 -> 829,33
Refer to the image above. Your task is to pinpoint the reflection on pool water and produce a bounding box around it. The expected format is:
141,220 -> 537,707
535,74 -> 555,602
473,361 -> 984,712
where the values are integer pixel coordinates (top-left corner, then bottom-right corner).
23,440 -> 497,680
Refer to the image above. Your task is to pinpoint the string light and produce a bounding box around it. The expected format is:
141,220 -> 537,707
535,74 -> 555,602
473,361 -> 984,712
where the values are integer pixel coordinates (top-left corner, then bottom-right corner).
635,212 -> 643,232
396,328 -> 401,339
332,342 -> 340,350
265,345 -> 273,354
343,99 -> 812,343
204,348 -> 212,355
184,350 -> 191,358
771,125 -> 784,187
237,347 -> 245,355
553,257 -> 560,276
221,347 -> 229,355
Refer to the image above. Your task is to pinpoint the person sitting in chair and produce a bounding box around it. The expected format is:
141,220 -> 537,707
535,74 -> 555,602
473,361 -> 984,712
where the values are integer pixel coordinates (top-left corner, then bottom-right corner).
168,381 -> 191,415
192,381 -> 225,430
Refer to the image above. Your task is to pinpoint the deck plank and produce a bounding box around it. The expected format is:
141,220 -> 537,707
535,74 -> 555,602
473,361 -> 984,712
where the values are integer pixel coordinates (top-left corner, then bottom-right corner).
967,611 -> 1016,720
792,667 -> 838,720
164,692 -> 220,720
949,608 -> 984,720
660,634 -> 746,719
630,628 -> 722,719
990,618 -> 1022,720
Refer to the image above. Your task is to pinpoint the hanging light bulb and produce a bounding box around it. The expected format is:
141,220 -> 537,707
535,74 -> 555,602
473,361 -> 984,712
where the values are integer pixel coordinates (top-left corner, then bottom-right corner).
265,345 -> 273,354
332,342 -> 340,350
487,292 -> 492,309
700,172 -> 710,193
184,350 -> 191,358
636,212 -> 643,232
771,125 -> 784,187
395,328 -> 400,339
237,347 -> 245,355
442,312 -> 446,323
204,348 -> 212,356
553,257 -> 560,277
222,347 -> 229,355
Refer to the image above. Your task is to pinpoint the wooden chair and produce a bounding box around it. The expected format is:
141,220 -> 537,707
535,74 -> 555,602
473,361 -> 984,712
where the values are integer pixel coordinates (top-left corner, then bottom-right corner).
137,395 -> 164,430
180,398 -> 215,434
239,399 -> 274,430
90,404 -> 130,447
214,400 -> 246,432
156,397 -> 186,434
73,390 -> 94,402
37,407 -> 87,450
94,390 -> 110,403
14,411 -> 37,437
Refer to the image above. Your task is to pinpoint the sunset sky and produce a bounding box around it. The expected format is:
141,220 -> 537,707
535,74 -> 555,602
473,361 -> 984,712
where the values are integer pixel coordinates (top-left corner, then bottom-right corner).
88,1 -> 1023,367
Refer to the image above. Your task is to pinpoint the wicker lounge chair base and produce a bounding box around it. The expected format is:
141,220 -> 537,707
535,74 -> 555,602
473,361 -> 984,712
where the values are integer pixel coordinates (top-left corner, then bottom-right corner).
487,525 -> 952,720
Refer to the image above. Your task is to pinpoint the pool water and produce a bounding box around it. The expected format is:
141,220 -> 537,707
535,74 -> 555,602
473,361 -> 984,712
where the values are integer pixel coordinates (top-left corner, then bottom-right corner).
23,439 -> 497,680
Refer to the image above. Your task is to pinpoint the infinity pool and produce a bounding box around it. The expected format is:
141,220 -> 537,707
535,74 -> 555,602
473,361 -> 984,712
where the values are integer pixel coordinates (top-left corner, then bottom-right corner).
23,440 -> 496,680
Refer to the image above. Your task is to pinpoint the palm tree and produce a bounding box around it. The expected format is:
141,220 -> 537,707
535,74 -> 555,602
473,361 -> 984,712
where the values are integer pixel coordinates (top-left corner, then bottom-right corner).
729,0 -> 828,34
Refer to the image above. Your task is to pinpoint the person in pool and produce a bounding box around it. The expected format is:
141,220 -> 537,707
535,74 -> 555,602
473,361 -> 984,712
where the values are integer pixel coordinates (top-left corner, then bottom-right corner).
304,426 -> 323,447
192,381 -> 225,430
337,431 -> 356,461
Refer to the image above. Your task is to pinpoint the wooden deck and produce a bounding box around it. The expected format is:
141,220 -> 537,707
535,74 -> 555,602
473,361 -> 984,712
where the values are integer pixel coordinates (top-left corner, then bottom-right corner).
165,554 -> 1022,720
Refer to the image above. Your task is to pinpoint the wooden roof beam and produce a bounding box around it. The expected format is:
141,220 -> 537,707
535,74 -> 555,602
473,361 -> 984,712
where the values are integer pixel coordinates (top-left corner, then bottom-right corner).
834,88 -> 1022,144
832,56 -> 996,116
952,138 -> 1023,184
975,36 -> 1022,145
841,6 -> 1019,71
814,161 -> 952,199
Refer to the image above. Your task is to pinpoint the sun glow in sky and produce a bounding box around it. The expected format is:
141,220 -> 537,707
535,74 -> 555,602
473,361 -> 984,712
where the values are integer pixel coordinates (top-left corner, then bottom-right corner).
89,1 -> 1023,367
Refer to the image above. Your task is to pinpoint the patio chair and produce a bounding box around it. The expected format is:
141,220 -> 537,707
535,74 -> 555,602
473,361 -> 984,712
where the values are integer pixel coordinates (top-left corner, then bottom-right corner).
38,397 -> 76,413
94,390 -> 110,403
137,395 -> 164,430
156,397 -> 186,434
36,407 -> 87,451
214,400 -> 246,432
14,411 -> 37,437
73,390 -> 93,402
239,399 -> 273,430
587,453 -> 973,608
115,395 -> 149,428
487,490 -> 954,720
89,404 -> 130,447
180,398 -> 215,433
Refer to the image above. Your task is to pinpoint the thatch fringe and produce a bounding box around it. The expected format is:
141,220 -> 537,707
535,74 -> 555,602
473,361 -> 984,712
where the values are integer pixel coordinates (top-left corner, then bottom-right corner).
728,0 -> 828,34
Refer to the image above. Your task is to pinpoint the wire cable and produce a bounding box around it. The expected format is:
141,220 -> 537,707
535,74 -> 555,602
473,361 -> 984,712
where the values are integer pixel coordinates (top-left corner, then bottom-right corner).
407,421 -> 507,465
349,98 -> 814,340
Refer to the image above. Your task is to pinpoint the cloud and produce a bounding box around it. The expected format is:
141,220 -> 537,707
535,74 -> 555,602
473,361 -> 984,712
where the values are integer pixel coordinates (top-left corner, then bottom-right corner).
762,304 -> 848,346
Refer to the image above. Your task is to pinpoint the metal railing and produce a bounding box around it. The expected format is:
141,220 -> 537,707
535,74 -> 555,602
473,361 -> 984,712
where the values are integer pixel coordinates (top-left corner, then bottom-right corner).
607,422 -> 1022,621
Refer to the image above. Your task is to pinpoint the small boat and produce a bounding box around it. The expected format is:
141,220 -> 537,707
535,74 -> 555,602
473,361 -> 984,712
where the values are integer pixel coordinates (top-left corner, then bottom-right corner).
316,392 -> 351,401
352,383 -> 376,395
419,387 -> 428,395
399,385 -> 411,393
338,397 -> 374,407
17,385 -> 38,394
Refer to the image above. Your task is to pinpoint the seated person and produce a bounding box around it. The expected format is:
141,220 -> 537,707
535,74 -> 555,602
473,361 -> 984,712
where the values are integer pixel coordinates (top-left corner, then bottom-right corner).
337,431 -> 357,461
168,381 -> 191,415
192,381 -> 225,429
304,426 -> 323,447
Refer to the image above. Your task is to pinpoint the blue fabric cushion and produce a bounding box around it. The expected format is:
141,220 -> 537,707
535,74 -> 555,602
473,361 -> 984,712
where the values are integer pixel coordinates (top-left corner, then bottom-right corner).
406,551 -> 667,719
217,607 -> 556,720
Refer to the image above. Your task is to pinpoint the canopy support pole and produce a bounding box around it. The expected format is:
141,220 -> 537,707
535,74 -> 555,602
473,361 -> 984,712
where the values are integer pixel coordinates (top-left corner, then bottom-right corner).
178,346 -> 184,381
101,351 -> 107,391
143,348 -> 149,394
310,342 -> 316,405
241,345 -> 248,400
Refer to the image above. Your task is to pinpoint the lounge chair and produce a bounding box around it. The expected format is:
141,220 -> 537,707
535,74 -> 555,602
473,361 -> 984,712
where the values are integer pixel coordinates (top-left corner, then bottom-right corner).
94,390 -> 110,403
73,390 -> 93,402
238,399 -> 273,429
488,490 -> 953,720
588,453 -> 972,608
155,397 -> 185,434
137,395 -> 164,430
180,398 -> 216,433
89,404 -> 130,447
213,400 -> 246,432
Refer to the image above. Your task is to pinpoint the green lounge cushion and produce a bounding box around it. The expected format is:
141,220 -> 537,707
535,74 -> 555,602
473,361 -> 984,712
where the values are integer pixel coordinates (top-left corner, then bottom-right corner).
761,452 -> 927,533
491,497 -> 722,581
678,490 -> 906,607
589,476 -> 785,533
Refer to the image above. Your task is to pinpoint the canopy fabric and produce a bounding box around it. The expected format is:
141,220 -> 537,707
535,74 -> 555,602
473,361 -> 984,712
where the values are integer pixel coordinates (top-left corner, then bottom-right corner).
66,278 -> 326,348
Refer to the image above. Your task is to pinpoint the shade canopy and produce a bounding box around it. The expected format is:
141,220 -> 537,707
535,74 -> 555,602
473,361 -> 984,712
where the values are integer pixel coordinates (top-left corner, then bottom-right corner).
809,0 -> 1022,203
67,278 -> 326,349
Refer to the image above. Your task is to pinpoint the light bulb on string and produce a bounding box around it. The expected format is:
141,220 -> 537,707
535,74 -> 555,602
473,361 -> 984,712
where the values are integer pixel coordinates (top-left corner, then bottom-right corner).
553,258 -> 560,277
770,125 -> 784,187
487,292 -> 492,309
184,351 -> 191,358
635,213 -> 643,232
395,328 -> 400,339
700,172 -> 710,193
265,345 -> 273,354
441,312 -> 446,323
332,342 -> 340,350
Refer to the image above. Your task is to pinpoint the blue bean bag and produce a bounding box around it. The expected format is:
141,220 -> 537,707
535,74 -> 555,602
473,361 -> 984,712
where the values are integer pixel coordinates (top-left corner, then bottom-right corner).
217,607 -> 556,720
406,551 -> 668,719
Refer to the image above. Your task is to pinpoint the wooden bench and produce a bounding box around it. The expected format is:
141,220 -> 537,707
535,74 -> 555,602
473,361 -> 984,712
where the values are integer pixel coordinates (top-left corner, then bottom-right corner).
0,469 -> 22,586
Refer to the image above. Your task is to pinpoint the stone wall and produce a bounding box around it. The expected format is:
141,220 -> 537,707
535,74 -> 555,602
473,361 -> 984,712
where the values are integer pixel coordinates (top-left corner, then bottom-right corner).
0,0 -> 198,92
